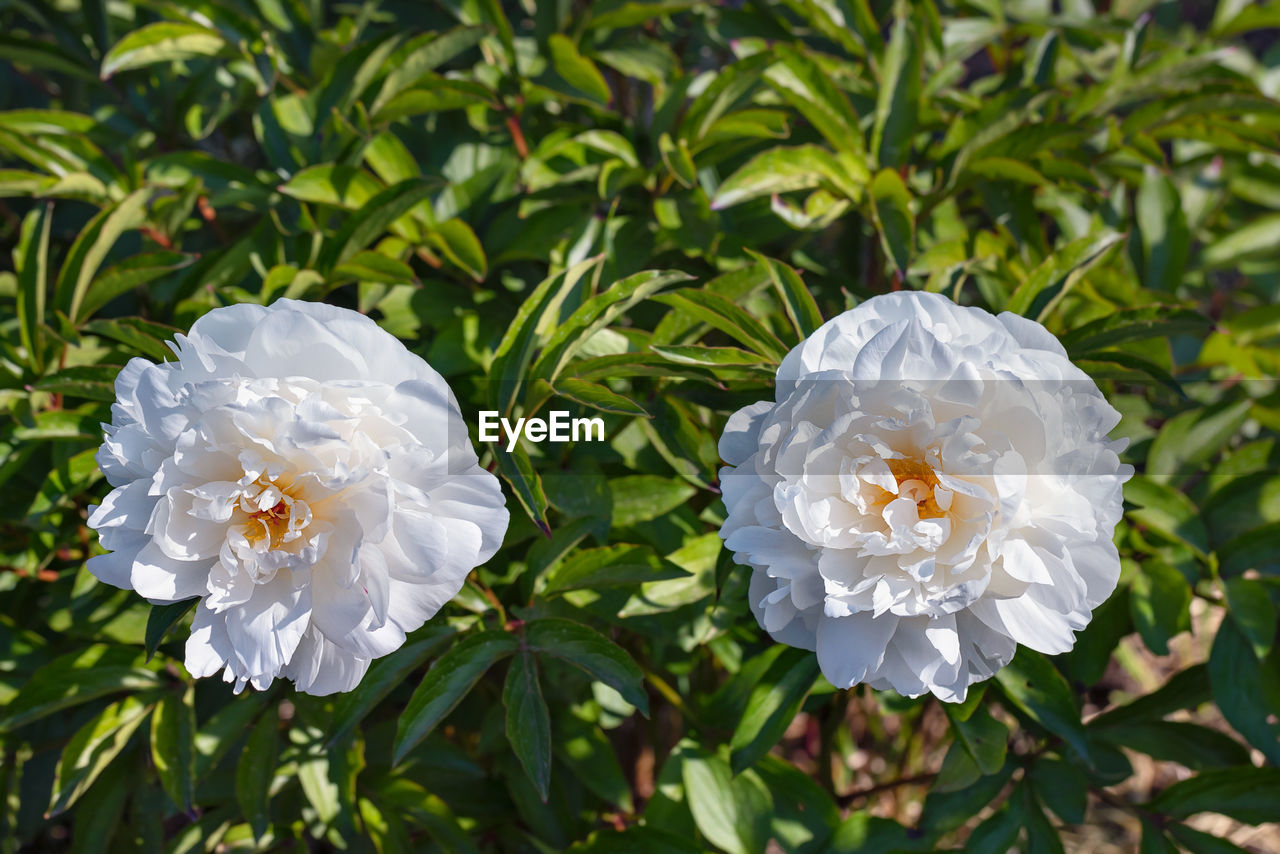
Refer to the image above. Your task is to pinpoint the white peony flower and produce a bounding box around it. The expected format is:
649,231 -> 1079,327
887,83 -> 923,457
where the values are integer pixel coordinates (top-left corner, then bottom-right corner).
87,299 -> 508,695
718,291 -> 1132,702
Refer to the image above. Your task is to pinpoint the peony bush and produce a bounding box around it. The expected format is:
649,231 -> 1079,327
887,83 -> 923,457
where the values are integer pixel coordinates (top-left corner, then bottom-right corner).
2,2 -> 1279,853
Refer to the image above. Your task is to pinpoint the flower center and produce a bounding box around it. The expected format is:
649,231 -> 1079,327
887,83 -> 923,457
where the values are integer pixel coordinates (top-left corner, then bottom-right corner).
236,478 -> 312,556
885,457 -> 948,520
245,499 -> 293,550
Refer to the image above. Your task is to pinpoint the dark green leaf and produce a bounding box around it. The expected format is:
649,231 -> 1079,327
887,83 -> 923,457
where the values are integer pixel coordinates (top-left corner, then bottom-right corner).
504,649 -> 552,801
394,630 -> 519,764
524,618 -> 649,715
236,704 -> 278,841
995,648 -> 1090,764
729,647 -> 821,774
144,599 -> 198,662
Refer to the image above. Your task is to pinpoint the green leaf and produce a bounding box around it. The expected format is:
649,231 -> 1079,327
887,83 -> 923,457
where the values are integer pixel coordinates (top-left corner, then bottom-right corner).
49,695 -> 154,815
236,704 -> 278,841
0,36 -> 97,82
1168,823 -> 1252,854
82,316 -> 181,362
15,203 -> 51,373
328,625 -> 457,746
0,645 -> 161,732
1146,767 -> 1280,825
524,618 -> 649,715
1092,721 -> 1251,770
965,156 -> 1048,186
54,188 -> 153,323
729,647 -> 821,774
711,145 -> 867,209
947,704 -> 1009,776
279,165 -> 383,209
69,755 -> 130,854
869,168 -> 914,276
494,441 -> 551,533
682,750 -> 772,854
1062,306 -> 1213,355
650,344 -> 771,368
372,77 -> 496,122
504,649 -> 552,801
79,252 -> 195,320
551,378 -> 648,416
576,130 -> 640,168
995,648 -> 1090,764
543,545 -> 689,595
144,598 -> 198,662
333,250 -> 417,286
653,289 -> 788,360
151,686 -> 196,812
548,34 -> 611,105
555,717 -> 633,812
530,269 -> 691,385
750,250 -> 824,340
609,475 -> 697,528
871,12 -> 921,169
1135,167 -> 1190,290
1029,757 -> 1087,825
489,255 -> 601,415
368,27 -> 486,116
1090,665 -> 1211,728
1005,229 -> 1125,319
100,23 -> 228,78
193,693 -> 266,782
658,132 -> 697,188
394,630 -> 519,764
765,45 -> 864,157
1202,213 -> 1280,267
318,178 -> 441,271
1223,577 -> 1276,659
430,218 -> 487,281
1209,617 -> 1280,765
1147,400 -> 1251,482
1129,557 -> 1191,655
1124,478 -> 1210,555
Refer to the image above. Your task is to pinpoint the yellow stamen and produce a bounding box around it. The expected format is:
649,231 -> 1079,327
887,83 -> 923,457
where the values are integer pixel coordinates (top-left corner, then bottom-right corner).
885,458 -> 947,519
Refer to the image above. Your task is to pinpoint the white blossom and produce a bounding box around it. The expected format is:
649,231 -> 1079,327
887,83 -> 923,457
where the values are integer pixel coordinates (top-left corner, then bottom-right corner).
719,291 -> 1132,702
88,299 -> 508,695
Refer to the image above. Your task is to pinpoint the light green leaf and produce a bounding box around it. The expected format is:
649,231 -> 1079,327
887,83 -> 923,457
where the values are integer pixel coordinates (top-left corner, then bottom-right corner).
151,686 -> 196,812
50,695 -> 155,815
869,168 -> 913,276
55,188 -> 153,323
871,12 -> 921,168
15,203 -> 51,373
712,145 -> 867,209
548,34 -> 611,105
100,23 -> 227,78
1005,229 -> 1125,319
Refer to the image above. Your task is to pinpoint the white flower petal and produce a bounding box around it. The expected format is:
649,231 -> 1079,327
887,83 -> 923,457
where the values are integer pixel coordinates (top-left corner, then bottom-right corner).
816,612 -> 899,688
719,291 -> 1130,702
87,299 -> 509,695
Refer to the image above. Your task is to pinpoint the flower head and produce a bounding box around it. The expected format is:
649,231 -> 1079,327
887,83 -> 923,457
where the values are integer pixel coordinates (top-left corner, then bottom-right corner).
718,291 -> 1132,702
88,299 -> 508,695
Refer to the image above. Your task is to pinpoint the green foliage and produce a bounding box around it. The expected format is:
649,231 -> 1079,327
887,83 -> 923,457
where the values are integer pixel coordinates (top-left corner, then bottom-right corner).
1,0 -> 1279,851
